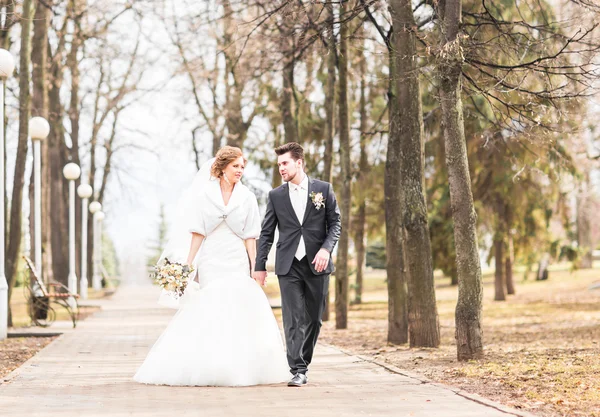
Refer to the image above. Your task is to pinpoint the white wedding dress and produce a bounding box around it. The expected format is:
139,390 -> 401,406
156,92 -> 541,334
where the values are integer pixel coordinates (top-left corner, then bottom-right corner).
134,174 -> 290,386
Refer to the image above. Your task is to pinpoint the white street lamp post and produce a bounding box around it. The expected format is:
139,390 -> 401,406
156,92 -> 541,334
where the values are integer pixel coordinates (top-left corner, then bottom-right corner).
95,211 -> 105,289
77,184 -> 93,299
89,201 -> 102,290
63,163 -> 81,307
29,117 -> 50,280
0,48 -> 15,341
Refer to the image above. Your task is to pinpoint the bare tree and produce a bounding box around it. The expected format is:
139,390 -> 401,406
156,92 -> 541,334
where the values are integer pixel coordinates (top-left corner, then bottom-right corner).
321,2 -> 336,322
493,198 -> 506,301
437,0 -> 483,359
389,0 -> 439,347
353,32 -> 369,305
30,0 -> 53,283
361,0 -> 409,344
322,2 -> 337,185
6,0 -> 33,326
335,0 -> 351,330
159,0 -> 262,156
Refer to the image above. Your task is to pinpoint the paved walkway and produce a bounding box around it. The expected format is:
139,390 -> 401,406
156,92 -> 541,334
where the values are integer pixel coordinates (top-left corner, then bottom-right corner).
0,283 -> 535,417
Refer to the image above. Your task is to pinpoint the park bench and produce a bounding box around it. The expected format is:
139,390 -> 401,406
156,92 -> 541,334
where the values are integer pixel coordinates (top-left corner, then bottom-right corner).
22,255 -> 79,328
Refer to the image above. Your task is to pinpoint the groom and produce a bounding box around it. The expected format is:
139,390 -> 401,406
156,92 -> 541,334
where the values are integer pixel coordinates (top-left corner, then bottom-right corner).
253,142 -> 341,387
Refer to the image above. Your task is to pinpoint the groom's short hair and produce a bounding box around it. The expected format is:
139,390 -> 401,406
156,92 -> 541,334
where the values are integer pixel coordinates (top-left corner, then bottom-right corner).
275,142 -> 304,163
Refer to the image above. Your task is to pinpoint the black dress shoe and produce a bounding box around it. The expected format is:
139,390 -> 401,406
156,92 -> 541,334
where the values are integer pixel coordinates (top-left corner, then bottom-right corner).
287,373 -> 308,387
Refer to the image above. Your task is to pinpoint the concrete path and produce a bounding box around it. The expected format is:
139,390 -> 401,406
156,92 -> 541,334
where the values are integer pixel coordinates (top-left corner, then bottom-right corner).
0,283 -> 535,417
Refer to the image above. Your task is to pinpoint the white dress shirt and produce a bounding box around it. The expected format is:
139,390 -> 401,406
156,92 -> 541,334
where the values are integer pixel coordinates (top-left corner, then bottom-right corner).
289,174 -> 308,260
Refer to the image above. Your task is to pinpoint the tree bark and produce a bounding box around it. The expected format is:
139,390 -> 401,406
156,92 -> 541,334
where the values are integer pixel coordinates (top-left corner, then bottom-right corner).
271,130 -> 283,188
505,252 -> 514,294
389,0 -> 440,347
322,2 -> 336,185
335,3 -> 352,329
494,198 -> 506,301
494,239 -> 505,300
438,0 -> 484,360
0,2 -> 16,49
505,205 -> 515,295
353,41 -> 368,305
282,61 -> 298,144
48,34 -> 70,285
6,0 -> 34,326
31,0 -> 53,283
335,1 -> 350,329
321,4 -> 336,322
577,180 -> 593,269
385,26 -> 409,345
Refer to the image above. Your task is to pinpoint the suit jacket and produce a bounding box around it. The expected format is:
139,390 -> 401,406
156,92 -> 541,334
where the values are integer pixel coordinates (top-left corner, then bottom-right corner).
256,177 -> 342,276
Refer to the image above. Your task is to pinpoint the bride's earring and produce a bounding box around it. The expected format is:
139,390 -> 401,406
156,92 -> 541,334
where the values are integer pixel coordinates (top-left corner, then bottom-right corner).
223,172 -> 231,185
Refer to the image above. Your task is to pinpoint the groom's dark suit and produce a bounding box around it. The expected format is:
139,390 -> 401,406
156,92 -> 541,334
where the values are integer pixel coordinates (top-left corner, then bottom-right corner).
256,176 -> 341,375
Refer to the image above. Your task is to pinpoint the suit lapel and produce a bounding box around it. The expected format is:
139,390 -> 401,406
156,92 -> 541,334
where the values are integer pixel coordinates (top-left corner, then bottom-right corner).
302,177 -> 314,224
281,183 -> 301,226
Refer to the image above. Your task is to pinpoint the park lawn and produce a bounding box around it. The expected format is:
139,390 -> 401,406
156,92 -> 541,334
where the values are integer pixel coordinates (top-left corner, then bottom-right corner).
312,265 -> 600,417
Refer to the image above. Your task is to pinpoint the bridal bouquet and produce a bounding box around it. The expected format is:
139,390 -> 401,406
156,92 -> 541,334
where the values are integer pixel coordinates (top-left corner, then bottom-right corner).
152,258 -> 195,299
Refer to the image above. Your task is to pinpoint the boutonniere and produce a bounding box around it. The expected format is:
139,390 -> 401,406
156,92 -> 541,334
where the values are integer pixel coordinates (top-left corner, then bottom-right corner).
310,191 -> 325,210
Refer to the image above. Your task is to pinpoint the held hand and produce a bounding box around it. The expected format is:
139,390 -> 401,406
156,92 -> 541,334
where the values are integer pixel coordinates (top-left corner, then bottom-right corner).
312,249 -> 330,273
252,270 -> 268,286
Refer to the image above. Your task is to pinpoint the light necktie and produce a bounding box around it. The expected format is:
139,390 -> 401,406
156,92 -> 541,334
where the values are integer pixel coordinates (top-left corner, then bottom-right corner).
293,186 -> 306,260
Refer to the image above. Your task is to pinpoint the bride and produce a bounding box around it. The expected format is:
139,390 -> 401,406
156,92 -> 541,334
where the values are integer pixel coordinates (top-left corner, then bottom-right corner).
134,146 -> 289,386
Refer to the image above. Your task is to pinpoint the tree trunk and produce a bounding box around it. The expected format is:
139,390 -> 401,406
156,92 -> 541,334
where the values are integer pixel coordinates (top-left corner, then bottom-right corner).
282,61 -> 298,144
31,0 -> 52,283
577,183 -> 593,269
49,42 -> 69,285
0,2 -> 15,49
389,0 -> 440,348
536,255 -> 549,281
0,0 -> 16,326
68,0 -> 83,280
321,4 -> 336,322
439,0 -> 483,360
6,0 -> 34,326
221,0 -> 251,149
505,205 -> 515,295
322,2 -> 336,185
505,254 -> 514,294
494,239 -> 505,300
494,199 -> 506,301
271,130 -> 283,189
353,42 -> 368,305
354,207 -> 366,305
335,2 -> 350,329
385,29 -> 408,344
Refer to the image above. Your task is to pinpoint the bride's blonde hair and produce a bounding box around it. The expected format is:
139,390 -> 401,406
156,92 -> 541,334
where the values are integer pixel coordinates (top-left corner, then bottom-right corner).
210,146 -> 247,178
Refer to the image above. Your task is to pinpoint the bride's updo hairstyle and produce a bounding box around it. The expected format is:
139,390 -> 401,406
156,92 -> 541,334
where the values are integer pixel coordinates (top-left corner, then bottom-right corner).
210,146 -> 247,178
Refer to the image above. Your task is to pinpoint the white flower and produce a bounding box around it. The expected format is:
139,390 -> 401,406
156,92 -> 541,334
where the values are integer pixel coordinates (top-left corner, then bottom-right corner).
151,259 -> 194,298
310,191 -> 325,210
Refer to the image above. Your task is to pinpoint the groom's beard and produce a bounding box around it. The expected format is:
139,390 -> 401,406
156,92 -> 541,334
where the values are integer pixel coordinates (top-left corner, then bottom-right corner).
283,171 -> 297,182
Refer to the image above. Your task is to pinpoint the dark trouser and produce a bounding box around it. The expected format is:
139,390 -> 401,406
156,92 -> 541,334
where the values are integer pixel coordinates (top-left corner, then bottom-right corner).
278,257 -> 329,376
